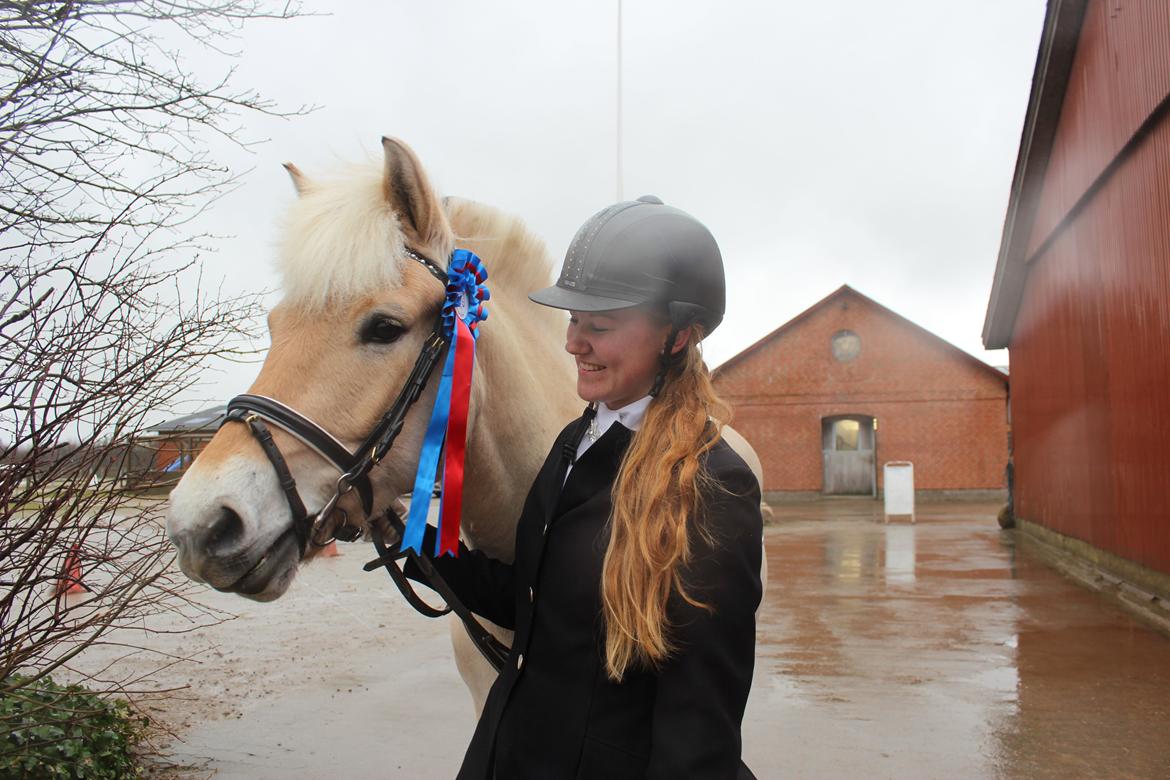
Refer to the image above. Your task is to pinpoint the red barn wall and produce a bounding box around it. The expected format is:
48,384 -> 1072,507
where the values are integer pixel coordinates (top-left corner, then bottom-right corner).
1010,1 -> 1170,574
714,290 -> 1009,497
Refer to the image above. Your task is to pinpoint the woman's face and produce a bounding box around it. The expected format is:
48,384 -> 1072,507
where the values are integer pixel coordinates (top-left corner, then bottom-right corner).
565,308 -> 672,409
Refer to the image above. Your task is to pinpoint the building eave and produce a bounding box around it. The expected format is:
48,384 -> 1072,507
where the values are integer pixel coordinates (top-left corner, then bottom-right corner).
141,405 -> 227,436
982,0 -> 1088,349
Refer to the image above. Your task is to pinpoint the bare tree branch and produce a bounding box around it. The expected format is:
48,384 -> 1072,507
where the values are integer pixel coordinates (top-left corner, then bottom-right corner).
0,0 -> 306,764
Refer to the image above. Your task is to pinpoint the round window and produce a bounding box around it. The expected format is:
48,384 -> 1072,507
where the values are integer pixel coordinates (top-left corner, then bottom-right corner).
831,330 -> 861,362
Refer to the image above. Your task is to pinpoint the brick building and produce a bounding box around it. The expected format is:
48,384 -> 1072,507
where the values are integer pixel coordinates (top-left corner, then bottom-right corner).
713,286 -> 1009,501
983,0 -> 1170,589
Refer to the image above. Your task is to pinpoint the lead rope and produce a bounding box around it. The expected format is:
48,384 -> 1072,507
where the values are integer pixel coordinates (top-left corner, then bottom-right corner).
363,404 -> 597,673
364,510 -> 511,672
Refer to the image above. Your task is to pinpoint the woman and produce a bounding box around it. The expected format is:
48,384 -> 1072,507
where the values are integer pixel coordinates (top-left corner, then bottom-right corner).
409,196 -> 762,780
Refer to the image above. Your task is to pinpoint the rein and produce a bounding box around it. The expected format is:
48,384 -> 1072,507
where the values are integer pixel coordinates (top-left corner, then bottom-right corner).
220,247 -> 509,672
364,507 -> 511,672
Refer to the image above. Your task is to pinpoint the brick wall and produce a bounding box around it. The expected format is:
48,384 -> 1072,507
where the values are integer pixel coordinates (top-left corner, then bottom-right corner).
714,288 -> 1009,494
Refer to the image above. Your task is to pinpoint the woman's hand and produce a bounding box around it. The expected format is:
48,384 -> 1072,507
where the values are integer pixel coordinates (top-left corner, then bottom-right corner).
370,498 -> 407,547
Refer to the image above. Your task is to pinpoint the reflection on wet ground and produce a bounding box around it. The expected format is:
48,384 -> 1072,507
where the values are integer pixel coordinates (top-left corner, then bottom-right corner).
741,500 -> 1170,780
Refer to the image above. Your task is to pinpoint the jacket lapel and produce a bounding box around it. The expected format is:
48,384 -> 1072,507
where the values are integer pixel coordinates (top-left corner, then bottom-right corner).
554,423 -> 632,518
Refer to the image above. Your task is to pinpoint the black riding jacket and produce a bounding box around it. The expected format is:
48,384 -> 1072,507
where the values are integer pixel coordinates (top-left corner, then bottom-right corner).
409,416 -> 763,780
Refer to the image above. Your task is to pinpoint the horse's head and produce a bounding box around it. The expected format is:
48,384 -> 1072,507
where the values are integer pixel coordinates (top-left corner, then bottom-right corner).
166,138 -> 462,601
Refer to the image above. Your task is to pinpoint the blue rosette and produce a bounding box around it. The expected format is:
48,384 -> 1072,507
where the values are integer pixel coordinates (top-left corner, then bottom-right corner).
401,249 -> 490,555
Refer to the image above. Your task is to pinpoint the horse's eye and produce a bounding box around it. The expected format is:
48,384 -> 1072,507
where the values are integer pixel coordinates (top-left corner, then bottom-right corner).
361,316 -> 406,345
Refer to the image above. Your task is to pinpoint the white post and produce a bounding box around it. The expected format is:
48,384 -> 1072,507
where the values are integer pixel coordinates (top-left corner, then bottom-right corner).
882,461 -> 916,523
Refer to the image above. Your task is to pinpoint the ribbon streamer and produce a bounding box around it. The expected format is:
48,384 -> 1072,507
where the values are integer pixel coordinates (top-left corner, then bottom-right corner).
438,317 -> 475,555
402,249 -> 490,557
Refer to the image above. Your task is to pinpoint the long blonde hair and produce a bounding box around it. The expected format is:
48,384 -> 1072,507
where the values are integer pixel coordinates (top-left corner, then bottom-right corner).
600,328 -> 731,680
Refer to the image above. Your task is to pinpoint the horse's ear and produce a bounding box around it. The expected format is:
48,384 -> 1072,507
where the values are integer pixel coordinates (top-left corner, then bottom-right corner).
381,136 -> 450,252
283,162 -> 310,196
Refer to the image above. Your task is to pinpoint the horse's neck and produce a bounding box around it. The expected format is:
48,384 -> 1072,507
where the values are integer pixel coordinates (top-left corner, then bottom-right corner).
457,302 -> 578,562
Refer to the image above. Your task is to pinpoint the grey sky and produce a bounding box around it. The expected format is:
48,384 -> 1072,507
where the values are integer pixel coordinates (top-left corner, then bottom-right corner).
187,0 -> 1046,406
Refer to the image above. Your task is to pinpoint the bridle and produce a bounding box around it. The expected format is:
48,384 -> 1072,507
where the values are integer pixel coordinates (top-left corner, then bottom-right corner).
223,247 -> 449,554
221,247 -> 511,671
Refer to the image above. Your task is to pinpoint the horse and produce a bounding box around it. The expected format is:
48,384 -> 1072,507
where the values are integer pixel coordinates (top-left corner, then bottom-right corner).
166,137 -> 768,713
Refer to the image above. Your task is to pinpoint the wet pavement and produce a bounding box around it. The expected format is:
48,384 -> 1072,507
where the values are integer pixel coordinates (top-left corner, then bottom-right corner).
144,499 -> 1170,778
743,500 -> 1170,779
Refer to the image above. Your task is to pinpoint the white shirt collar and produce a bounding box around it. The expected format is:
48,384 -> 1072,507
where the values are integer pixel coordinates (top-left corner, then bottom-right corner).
569,395 -> 653,478
593,395 -> 653,436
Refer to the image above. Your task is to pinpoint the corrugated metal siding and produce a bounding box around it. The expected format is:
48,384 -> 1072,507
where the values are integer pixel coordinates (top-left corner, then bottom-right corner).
1012,92 -> 1170,573
1024,0 -> 1170,260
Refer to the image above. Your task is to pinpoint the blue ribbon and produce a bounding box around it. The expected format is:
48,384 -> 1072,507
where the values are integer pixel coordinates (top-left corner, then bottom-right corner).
401,249 -> 490,555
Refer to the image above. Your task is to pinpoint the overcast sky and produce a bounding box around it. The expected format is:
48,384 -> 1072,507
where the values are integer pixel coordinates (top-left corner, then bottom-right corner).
185,0 -> 1047,407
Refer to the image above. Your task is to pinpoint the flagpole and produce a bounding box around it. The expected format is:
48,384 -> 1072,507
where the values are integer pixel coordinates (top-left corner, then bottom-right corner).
616,0 -> 623,202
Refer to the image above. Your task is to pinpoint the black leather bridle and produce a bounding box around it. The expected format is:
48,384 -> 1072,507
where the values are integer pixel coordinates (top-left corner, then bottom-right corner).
221,247 -> 509,672
223,248 -> 448,551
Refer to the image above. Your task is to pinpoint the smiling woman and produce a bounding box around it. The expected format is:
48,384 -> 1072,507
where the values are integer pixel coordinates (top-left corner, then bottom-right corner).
407,196 -> 763,779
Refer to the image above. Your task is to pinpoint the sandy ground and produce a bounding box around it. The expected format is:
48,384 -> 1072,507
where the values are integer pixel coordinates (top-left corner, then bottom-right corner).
64,529 -> 473,779
65,499 -> 1170,779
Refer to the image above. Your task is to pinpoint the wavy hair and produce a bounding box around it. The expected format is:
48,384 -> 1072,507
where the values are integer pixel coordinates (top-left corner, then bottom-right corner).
600,327 -> 731,681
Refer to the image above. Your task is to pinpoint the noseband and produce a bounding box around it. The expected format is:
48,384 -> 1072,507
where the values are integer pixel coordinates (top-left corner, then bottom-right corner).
221,248 -> 450,556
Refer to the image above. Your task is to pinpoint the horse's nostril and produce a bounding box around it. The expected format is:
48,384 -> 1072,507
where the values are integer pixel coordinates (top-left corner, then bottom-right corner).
205,505 -> 246,555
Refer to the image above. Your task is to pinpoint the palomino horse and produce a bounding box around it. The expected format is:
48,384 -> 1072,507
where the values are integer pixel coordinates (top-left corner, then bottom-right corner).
166,138 -> 767,712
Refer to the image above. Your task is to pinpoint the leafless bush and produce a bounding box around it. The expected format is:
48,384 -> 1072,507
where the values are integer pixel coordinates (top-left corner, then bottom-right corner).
0,0 -> 305,750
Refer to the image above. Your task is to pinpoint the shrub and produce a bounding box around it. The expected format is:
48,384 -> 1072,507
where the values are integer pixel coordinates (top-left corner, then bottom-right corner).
0,676 -> 148,780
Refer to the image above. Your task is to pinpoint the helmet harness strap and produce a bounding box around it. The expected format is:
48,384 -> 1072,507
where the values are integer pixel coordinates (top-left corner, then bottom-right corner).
650,324 -> 681,398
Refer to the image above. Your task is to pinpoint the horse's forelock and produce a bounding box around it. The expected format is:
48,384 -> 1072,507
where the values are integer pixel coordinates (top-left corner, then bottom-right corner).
275,163 -> 556,313
277,164 -> 408,311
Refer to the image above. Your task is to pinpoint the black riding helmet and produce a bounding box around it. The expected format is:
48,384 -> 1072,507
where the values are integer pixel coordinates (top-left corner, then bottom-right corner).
528,196 -> 726,337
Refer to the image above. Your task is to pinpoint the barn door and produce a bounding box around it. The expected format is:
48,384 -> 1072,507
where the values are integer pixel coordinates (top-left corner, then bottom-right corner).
822,415 -> 876,496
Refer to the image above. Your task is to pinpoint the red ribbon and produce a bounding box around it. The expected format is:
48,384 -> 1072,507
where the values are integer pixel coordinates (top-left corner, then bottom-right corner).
439,317 -> 475,556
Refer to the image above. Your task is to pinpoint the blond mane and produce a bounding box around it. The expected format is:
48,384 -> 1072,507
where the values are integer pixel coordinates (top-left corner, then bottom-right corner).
277,164 -> 554,308
443,196 -> 555,298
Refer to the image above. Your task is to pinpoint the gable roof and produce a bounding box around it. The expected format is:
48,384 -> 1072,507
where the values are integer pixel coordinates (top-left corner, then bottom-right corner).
982,0 -> 1089,348
713,285 -> 1008,385
142,405 -> 226,436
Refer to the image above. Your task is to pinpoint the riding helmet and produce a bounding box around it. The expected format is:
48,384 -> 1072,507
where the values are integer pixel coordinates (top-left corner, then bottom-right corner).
529,196 -> 726,336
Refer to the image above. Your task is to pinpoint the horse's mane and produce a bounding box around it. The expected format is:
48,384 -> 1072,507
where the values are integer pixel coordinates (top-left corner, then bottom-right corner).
444,196 -> 553,298
277,164 -> 553,309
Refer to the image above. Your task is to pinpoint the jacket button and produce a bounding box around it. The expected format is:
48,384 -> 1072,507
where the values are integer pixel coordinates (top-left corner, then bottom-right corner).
516,653 -> 524,670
